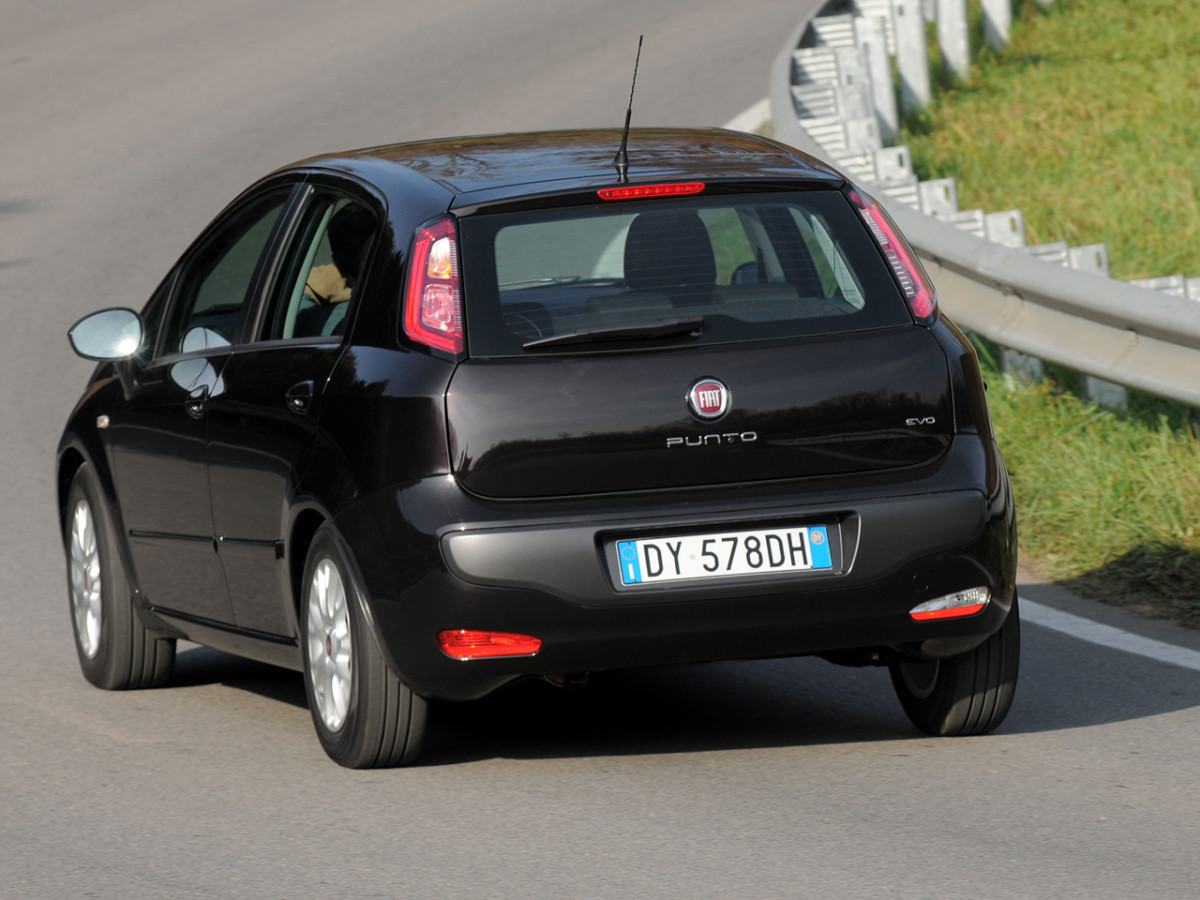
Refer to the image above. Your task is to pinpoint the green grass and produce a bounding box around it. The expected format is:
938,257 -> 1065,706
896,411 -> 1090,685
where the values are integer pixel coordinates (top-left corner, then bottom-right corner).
976,344 -> 1200,628
893,0 -> 1200,626
902,0 -> 1200,281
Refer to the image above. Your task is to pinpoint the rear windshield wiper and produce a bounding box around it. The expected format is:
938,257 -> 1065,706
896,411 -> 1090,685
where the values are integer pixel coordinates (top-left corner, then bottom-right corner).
522,316 -> 704,350
500,276 -> 624,289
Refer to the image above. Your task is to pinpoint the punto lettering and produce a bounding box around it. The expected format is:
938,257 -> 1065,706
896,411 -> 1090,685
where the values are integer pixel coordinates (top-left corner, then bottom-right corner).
666,431 -> 758,448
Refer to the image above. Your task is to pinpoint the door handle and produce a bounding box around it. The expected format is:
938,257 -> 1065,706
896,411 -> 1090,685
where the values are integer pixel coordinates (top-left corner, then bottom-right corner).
185,385 -> 209,420
285,380 -> 315,415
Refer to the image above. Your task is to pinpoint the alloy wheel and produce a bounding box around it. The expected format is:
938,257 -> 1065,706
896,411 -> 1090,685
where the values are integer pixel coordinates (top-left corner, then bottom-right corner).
306,558 -> 353,732
69,500 -> 102,659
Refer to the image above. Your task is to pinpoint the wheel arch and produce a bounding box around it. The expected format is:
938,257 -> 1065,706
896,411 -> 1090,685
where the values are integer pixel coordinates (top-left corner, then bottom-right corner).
56,438 -> 119,532
288,507 -> 328,623
56,446 -> 87,528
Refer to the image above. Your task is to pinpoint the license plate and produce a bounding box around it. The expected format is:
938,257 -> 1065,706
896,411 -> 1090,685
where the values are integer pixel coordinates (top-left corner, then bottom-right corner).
615,525 -> 832,585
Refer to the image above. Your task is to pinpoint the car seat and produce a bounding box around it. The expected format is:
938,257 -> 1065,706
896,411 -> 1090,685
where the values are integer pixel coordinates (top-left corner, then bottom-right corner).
623,210 -> 718,305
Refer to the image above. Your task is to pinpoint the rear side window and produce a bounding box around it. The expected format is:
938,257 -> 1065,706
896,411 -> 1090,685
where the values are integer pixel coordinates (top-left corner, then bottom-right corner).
458,190 -> 909,357
258,191 -> 379,341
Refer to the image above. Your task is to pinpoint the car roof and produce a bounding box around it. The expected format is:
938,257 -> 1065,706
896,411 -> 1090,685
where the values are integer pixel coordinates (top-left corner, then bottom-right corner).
286,128 -> 842,201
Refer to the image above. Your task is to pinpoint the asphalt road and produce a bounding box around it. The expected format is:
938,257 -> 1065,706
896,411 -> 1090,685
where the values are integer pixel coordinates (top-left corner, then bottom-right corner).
3,2 -> 1200,897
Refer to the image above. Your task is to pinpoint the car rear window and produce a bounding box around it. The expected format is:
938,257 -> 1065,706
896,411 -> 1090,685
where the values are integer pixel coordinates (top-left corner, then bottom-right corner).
458,190 -> 910,356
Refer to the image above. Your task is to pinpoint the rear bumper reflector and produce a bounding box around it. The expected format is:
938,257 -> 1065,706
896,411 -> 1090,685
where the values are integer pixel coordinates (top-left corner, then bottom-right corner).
438,629 -> 543,660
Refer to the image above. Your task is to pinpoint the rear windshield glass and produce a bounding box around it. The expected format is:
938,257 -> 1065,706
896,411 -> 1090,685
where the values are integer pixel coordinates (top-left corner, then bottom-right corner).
458,190 -> 910,356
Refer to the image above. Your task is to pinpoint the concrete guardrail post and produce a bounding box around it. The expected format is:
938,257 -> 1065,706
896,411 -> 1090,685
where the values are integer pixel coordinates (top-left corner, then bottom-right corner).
982,0 -> 1012,51
893,0 -> 932,114
856,15 -> 900,143
936,0 -> 971,81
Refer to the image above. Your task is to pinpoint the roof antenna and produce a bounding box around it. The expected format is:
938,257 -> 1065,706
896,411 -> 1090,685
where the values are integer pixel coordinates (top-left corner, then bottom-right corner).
613,35 -> 643,184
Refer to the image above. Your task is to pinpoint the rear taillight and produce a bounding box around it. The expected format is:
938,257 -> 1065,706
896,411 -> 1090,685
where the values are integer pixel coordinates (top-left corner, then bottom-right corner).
403,216 -> 463,354
847,188 -> 937,322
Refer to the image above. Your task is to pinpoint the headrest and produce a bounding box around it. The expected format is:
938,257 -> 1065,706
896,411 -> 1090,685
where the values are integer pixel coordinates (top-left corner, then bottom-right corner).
623,210 -> 717,291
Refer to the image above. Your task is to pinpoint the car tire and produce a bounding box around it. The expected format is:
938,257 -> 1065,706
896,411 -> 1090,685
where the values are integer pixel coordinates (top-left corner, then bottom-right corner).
301,525 -> 427,768
65,464 -> 176,690
889,597 -> 1020,736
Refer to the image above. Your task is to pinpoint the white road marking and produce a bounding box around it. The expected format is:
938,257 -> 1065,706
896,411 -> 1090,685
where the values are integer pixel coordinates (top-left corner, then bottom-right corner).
1022,600 -> 1200,671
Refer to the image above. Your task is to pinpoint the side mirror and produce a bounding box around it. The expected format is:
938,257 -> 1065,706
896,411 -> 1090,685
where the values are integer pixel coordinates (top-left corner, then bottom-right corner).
68,308 -> 143,361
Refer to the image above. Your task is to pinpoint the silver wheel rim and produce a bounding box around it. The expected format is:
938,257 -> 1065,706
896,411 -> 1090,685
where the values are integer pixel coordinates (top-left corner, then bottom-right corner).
69,499 -> 102,659
306,557 -> 352,732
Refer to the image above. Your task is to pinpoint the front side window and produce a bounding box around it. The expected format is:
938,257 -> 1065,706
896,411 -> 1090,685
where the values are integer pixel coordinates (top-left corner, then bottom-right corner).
158,188 -> 292,357
459,190 -> 908,357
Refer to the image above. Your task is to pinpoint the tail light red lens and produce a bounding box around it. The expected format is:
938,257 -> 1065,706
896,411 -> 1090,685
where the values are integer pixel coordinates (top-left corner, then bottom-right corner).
404,216 -> 463,354
846,188 -> 937,322
437,630 -> 543,660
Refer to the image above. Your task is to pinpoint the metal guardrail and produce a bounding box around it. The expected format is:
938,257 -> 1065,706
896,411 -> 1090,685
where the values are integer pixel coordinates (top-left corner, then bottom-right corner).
767,10 -> 1200,408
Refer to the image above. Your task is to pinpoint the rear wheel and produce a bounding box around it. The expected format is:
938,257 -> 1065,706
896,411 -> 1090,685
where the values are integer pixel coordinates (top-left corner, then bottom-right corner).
65,464 -> 175,690
890,597 -> 1020,736
301,525 -> 427,768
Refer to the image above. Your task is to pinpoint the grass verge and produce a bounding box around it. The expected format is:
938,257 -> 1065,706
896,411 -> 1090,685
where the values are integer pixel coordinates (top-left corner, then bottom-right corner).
902,0 -> 1200,281
975,343 -> 1200,630
892,0 -> 1200,628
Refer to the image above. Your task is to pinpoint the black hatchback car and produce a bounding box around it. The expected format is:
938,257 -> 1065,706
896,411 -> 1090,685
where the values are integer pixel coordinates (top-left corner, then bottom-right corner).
58,128 -> 1018,767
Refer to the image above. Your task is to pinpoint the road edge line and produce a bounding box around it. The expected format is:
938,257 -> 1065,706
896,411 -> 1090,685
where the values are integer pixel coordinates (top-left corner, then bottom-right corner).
1020,599 -> 1200,671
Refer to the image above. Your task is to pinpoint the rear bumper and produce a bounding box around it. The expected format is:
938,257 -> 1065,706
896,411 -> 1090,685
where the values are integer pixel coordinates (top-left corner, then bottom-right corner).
337,436 -> 1016,700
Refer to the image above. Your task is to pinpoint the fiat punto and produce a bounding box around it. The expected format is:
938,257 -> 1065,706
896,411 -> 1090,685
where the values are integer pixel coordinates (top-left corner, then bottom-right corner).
59,128 -> 1019,767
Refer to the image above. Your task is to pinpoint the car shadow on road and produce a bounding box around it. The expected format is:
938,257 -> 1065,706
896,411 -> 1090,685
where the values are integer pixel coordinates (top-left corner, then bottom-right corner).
166,647 -> 922,762
420,658 -> 917,765
161,619 -> 1200,767
421,622 -> 1200,765
170,644 -> 309,711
